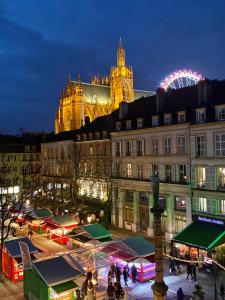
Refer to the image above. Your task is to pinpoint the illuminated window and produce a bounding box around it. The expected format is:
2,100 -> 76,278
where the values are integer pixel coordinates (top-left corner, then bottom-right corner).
178,136 -> 186,155
126,120 -> 132,130
220,200 -> 225,214
174,196 -> 186,211
215,134 -> 225,157
218,167 -> 225,190
126,163 -> 132,178
125,207 -> 133,223
199,197 -> 207,212
197,167 -> 206,188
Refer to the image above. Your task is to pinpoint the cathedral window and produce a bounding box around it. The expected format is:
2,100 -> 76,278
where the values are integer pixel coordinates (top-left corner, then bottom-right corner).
137,118 -> 143,129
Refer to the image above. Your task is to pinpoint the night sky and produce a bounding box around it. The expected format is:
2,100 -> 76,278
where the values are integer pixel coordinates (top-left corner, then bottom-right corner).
1,0 -> 225,133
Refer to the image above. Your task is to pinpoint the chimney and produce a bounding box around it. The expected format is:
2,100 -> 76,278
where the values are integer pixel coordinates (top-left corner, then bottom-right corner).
119,101 -> 128,120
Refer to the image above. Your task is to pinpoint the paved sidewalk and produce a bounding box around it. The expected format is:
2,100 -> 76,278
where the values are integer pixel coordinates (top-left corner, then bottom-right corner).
0,279 -> 24,300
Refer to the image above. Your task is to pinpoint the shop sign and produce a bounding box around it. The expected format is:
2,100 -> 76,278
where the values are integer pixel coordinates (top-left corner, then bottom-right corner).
198,216 -> 224,226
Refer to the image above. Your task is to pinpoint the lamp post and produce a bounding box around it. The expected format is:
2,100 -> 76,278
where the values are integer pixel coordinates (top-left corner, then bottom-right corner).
150,174 -> 168,300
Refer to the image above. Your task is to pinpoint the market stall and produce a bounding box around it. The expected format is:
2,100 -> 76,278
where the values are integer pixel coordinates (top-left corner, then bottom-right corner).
2,237 -> 39,282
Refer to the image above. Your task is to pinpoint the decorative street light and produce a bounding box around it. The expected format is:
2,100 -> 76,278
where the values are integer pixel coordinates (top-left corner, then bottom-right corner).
150,174 -> 168,300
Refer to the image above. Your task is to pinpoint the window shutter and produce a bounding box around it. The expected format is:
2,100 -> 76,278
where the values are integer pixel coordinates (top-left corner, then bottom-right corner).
210,167 -> 216,190
191,167 -> 197,188
190,135 -> 196,159
149,163 -> 153,180
132,140 -> 137,156
112,142 -> 116,157
122,141 -> 126,157
186,164 -> 190,183
142,139 -> 145,156
159,164 -> 165,181
172,164 -> 176,182
205,167 -> 210,190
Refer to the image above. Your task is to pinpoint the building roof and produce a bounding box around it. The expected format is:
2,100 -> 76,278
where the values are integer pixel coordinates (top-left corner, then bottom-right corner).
4,237 -> 37,258
33,256 -> 81,286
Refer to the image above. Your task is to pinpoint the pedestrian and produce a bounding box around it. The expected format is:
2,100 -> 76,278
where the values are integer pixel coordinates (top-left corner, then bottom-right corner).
108,269 -> 113,285
123,266 -> 128,287
169,257 -> 176,275
191,263 -> 197,282
177,287 -> 184,300
115,265 -> 121,285
186,263 -> 192,280
220,282 -> 225,300
111,263 -> 116,276
114,282 -> 123,299
75,289 -> 82,300
175,259 -> 182,274
107,281 -> 115,300
131,264 -> 137,283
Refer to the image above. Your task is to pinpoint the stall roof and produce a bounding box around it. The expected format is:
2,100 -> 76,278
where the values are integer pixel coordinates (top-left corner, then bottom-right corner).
52,280 -> 77,294
47,215 -> 77,227
4,237 -> 37,258
122,236 -> 155,257
33,256 -> 81,286
101,241 -> 136,261
172,221 -> 225,251
33,208 -> 53,219
82,224 -> 111,239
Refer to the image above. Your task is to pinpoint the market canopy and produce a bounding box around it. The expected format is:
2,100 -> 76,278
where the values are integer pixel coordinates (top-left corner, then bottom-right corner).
122,236 -> 155,257
33,208 -> 53,219
46,215 -> 77,227
82,224 -> 112,239
172,221 -> 225,251
4,237 -> 38,258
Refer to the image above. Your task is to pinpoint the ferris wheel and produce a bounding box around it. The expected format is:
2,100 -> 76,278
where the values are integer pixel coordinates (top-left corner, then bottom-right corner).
160,69 -> 203,91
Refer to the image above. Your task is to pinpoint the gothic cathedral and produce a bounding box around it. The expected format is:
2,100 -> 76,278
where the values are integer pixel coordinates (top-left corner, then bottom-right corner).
55,40 -> 151,133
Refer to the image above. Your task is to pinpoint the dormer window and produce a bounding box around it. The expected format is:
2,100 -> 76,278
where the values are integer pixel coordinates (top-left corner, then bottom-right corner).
76,135 -> 81,141
126,120 -> 132,130
164,114 -> 172,125
178,111 -> 186,123
102,131 -> 108,139
116,122 -> 121,131
83,134 -> 87,141
196,108 -> 206,124
95,132 -> 100,139
88,133 -> 93,140
216,105 -> 225,121
152,115 -> 159,127
137,118 -> 143,129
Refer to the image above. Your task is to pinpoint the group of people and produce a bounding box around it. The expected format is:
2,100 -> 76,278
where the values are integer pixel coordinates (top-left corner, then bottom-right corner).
107,263 -> 138,299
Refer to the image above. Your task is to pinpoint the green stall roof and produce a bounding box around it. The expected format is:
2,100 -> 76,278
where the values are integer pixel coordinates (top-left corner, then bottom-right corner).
52,280 -> 77,294
122,236 -> 155,257
82,224 -> 112,239
172,221 -> 225,251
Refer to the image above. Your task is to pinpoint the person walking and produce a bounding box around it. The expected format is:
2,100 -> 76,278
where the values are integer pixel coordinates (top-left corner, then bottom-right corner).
115,265 -> 121,285
131,264 -> 137,283
169,257 -> 176,275
186,263 -> 192,281
107,282 -> 115,300
177,287 -> 184,300
191,263 -> 197,282
108,270 -> 113,285
123,266 -> 128,287
220,282 -> 225,300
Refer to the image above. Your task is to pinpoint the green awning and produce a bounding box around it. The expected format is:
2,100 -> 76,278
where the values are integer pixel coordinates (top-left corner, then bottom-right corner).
122,236 -> 155,257
82,224 -> 112,239
52,280 -> 77,294
172,221 -> 225,251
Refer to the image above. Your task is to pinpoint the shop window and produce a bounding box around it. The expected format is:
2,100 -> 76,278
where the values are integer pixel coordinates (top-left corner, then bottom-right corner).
197,167 -> 206,188
174,196 -> 186,211
215,134 -> 225,157
218,167 -> 225,190
125,207 -> 134,223
139,192 -> 148,205
199,197 -> 207,212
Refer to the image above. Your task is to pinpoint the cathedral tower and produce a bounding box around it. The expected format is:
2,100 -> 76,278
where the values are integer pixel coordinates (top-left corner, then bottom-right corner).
110,39 -> 134,109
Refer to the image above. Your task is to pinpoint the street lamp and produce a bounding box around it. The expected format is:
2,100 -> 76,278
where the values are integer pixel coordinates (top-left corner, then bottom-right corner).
150,174 -> 168,300
212,249 -> 218,300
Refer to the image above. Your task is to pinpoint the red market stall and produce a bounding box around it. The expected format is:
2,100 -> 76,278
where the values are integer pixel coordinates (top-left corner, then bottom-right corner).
101,236 -> 156,282
44,215 -> 78,245
2,237 -> 39,282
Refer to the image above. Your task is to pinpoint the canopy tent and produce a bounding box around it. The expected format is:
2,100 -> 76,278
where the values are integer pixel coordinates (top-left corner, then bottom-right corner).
32,208 -> 53,219
172,221 -> 225,252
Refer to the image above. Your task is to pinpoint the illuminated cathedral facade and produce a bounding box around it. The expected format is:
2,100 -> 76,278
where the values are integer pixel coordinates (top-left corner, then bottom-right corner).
55,40 -> 151,133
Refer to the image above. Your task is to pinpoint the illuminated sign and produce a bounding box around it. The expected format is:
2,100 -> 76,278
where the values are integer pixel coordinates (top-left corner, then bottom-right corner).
198,216 -> 224,226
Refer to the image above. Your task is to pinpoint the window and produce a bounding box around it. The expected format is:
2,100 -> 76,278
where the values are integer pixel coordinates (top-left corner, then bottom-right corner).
116,142 -> 121,156
126,141 -> 132,156
159,196 -> 166,209
126,120 -> 132,130
197,167 -> 206,188
196,135 -> 206,157
165,164 -> 172,182
220,200 -> 225,214
125,190 -> 133,203
174,196 -> 186,211
179,165 -> 187,183
164,136 -> 172,155
215,134 -> 225,157
137,140 -> 144,156
126,163 -> 132,178
139,192 -> 148,205
125,207 -> 133,223
152,138 -> 159,155
137,164 -> 143,179
199,197 -> 207,212
218,167 -> 225,190
102,131 -> 108,139
216,106 -> 225,121
164,114 -> 172,125
89,146 -> 93,155
178,136 -> 186,155
116,122 -> 121,130
152,115 -> 159,127
152,164 -> 159,175
178,111 -> 186,123
196,108 -> 206,123
137,118 -> 143,128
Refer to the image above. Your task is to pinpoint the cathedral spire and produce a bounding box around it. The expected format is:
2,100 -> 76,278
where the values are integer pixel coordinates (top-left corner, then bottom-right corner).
117,38 -> 125,67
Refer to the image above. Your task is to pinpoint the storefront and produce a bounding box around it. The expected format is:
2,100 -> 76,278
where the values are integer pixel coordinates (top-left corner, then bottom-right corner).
172,216 -> 225,259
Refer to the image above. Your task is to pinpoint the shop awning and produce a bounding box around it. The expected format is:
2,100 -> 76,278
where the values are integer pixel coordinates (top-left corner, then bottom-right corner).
122,236 -> 155,257
46,215 -> 77,227
82,224 -> 112,239
172,221 -> 225,251
4,237 -> 38,258
52,280 -> 77,293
